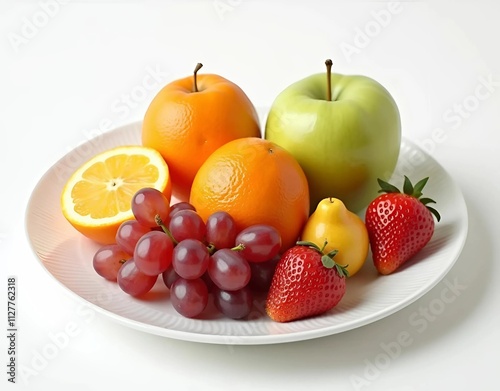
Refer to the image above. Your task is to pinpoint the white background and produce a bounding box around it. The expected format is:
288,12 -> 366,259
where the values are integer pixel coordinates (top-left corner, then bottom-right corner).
2,0 -> 500,390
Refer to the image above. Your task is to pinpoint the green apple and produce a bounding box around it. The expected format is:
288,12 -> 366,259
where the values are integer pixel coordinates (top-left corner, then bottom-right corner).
265,60 -> 401,213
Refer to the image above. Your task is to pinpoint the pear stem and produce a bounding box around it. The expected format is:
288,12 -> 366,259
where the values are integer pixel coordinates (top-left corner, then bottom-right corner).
193,62 -> 203,92
325,59 -> 332,101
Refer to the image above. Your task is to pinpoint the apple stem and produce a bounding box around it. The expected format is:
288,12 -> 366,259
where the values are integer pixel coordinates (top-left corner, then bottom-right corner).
325,59 -> 333,101
193,62 -> 203,92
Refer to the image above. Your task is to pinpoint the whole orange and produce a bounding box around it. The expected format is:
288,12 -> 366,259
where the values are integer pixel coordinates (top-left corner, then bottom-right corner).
189,137 -> 310,252
142,64 -> 261,201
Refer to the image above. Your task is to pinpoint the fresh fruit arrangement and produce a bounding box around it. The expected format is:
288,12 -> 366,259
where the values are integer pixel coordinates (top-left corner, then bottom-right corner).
60,60 -> 441,323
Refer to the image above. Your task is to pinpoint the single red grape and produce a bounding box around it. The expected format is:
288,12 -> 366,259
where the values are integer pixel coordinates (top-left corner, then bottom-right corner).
117,258 -> 158,297
213,287 -> 253,319
131,187 -> 170,228
170,277 -> 208,318
162,265 -> 180,289
172,239 -> 209,279
93,244 -> 130,281
168,209 -> 206,243
169,202 -> 196,220
248,255 -> 280,292
206,211 -> 237,250
208,249 -> 251,291
134,231 -> 174,276
235,224 -> 282,262
116,219 -> 151,255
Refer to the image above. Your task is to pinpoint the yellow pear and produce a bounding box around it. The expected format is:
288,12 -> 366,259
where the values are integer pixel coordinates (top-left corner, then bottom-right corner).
301,197 -> 369,276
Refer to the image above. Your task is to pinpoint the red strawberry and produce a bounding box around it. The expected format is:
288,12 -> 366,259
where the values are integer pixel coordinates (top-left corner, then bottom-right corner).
365,176 -> 441,275
265,241 -> 348,322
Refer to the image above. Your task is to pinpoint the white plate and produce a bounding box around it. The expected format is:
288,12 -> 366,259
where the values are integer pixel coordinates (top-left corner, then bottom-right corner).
26,121 -> 468,345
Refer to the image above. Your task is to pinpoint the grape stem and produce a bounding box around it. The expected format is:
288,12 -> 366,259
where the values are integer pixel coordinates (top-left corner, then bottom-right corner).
231,243 -> 245,252
154,214 -> 178,245
206,243 -> 217,255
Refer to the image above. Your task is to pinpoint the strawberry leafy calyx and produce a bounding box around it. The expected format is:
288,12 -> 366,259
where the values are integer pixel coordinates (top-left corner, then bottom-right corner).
377,176 -> 441,222
295,240 -> 349,278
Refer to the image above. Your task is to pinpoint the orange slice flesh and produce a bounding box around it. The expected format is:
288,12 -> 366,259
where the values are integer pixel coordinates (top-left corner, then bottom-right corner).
61,145 -> 171,244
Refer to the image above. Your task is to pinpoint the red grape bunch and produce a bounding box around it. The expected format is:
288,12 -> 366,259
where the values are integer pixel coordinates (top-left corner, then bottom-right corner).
92,187 -> 282,320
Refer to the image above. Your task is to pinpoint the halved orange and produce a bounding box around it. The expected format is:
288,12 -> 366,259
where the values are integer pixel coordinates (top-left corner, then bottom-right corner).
61,145 -> 171,244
